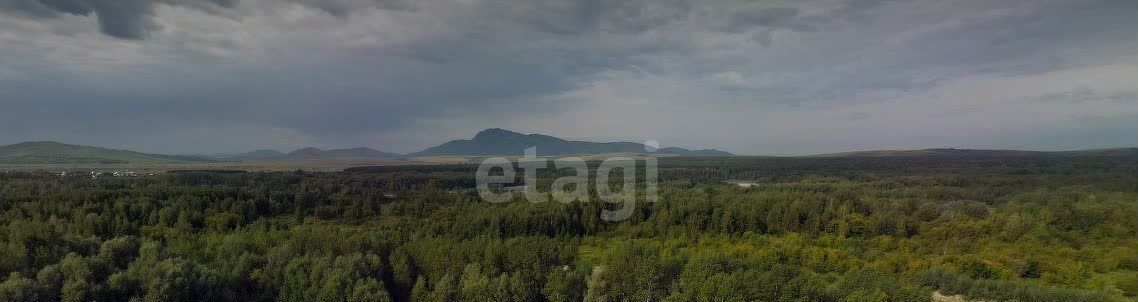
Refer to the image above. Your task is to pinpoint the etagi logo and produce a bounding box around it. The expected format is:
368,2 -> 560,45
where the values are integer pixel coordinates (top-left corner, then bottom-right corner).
475,141 -> 660,222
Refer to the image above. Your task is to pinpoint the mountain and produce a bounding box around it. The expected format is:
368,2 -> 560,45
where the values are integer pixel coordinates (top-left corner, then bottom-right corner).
809,147 -> 1138,158
408,128 -> 733,157
283,147 -> 401,160
216,147 -> 402,161
0,141 -> 213,164
658,147 -> 734,157
285,147 -> 326,159
322,147 -> 402,158
221,150 -> 287,161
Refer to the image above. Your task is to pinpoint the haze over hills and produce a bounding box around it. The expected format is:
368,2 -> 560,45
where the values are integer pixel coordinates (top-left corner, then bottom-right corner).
4,133 -> 1137,165
408,128 -> 734,157
218,147 -> 402,161
284,147 -> 402,159
217,150 -> 287,161
0,141 -> 212,164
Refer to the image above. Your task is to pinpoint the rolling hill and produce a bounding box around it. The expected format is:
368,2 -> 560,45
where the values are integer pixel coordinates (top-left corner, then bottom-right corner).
219,150 -> 287,161
0,141 -> 213,164
219,147 -> 402,161
11,138 -> 1130,167
407,128 -> 733,157
284,147 -> 402,159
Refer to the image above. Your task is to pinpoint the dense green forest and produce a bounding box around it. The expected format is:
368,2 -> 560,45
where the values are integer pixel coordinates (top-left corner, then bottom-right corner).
0,155 -> 1135,301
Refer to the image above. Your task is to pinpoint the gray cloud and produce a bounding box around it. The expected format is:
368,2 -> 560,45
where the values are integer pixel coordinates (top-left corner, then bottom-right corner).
477,0 -> 693,36
290,0 -> 414,16
90,0 -> 155,39
1,0 -> 72,17
0,0 -> 237,39
0,0 -> 1135,154
724,7 -> 812,33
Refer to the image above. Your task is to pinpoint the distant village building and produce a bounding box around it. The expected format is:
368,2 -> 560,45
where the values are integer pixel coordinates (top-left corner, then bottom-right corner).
724,180 -> 757,188
502,185 -> 527,193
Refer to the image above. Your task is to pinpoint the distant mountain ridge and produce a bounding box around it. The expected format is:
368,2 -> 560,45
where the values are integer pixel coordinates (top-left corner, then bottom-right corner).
0,141 -> 213,164
223,147 -> 402,160
218,150 -> 286,160
285,147 -> 402,159
809,147 -> 1138,158
408,128 -> 733,157
5,138 -> 1133,165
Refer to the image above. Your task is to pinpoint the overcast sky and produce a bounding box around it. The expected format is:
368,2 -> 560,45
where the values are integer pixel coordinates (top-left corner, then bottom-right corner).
0,0 -> 1134,155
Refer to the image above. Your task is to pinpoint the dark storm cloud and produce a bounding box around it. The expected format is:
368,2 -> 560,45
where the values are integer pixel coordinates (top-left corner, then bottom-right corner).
90,0 -> 155,39
1,0 -> 82,17
38,0 -> 94,15
488,0 -> 692,35
0,0 -> 65,16
291,0 -> 414,17
0,0 -> 1135,154
827,0 -> 892,22
720,0 -> 897,34
0,0 -> 237,39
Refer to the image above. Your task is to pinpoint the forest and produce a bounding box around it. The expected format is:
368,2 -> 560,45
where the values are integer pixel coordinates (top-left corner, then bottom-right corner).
0,155 -> 1135,301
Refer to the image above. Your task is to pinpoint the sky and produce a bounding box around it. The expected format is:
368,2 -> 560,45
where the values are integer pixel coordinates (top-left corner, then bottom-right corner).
0,0 -> 1135,155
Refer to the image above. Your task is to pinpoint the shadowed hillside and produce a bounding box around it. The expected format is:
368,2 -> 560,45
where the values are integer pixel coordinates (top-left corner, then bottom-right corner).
286,147 -> 402,159
409,128 -> 732,157
0,141 -> 213,164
